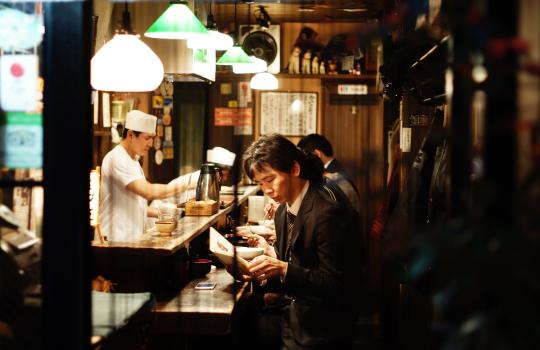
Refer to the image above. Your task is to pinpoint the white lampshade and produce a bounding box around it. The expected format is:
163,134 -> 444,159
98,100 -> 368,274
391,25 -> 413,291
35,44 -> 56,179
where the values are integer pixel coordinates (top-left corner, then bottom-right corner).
188,29 -> 233,50
250,72 -> 278,90
91,34 -> 164,92
232,56 -> 267,74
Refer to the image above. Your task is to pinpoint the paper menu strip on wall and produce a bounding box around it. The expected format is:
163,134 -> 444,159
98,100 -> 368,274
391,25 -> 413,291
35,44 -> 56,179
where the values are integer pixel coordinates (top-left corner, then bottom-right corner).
102,92 -> 111,128
92,91 -> 99,124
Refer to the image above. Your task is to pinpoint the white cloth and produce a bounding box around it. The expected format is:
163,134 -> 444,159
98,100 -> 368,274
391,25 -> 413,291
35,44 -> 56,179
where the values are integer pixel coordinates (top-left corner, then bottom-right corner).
99,145 -> 147,242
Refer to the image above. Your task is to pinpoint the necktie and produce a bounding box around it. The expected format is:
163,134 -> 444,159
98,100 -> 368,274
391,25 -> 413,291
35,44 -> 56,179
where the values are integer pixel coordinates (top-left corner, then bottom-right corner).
285,211 -> 296,260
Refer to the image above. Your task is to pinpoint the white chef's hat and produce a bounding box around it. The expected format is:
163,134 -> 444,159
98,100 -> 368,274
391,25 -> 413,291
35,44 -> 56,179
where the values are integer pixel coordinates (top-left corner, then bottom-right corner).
207,146 -> 236,167
125,110 -> 157,135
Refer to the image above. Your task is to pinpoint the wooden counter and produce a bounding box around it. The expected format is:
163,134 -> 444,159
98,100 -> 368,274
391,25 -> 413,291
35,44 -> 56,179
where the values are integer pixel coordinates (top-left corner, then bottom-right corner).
152,268 -> 250,335
92,185 -> 259,255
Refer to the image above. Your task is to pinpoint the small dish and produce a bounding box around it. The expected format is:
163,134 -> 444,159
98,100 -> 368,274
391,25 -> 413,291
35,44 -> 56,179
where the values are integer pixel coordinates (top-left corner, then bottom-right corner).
257,219 -> 274,227
249,225 -> 272,235
155,220 -> 176,234
235,246 -> 264,260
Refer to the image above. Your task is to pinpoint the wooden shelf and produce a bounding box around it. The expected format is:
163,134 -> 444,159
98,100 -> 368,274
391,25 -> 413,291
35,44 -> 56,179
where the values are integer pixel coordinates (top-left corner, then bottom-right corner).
93,130 -> 111,137
216,71 -> 377,83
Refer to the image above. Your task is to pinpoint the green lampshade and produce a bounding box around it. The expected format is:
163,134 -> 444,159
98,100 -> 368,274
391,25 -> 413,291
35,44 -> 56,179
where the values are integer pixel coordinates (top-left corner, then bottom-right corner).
216,45 -> 252,65
144,2 -> 208,41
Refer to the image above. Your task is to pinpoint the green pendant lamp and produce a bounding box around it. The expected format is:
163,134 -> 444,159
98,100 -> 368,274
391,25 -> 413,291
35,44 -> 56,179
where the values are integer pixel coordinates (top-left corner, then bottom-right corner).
216,1 -> 251,65
145,1 -> 209,41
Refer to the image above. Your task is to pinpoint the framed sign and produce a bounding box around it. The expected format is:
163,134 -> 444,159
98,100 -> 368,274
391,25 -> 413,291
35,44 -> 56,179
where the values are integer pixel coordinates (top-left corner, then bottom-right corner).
260,92 -> 317,136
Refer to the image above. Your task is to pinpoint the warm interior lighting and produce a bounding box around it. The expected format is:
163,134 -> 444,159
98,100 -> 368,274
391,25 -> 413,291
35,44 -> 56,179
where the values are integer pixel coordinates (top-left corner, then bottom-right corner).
145,1 -> 209,41
188,3 -> 233,50
91,34 -> 164,92
216,1 -> 251,65
232,55 -> 267,74
217,45 -> 252,65
188,29 -> 233,50
250,72 -> 278,90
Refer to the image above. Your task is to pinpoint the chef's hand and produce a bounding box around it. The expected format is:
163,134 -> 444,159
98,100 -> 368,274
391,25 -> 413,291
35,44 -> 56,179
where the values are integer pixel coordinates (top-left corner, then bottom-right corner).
248,255 -> 287,283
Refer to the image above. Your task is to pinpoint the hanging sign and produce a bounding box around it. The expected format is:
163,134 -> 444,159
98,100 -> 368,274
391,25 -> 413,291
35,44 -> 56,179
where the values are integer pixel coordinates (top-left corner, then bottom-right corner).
0,8 -> 43,51
0,54 -> 38,111
214,108 -> 252,126
337,84 -> 368,95
0,112 -> 43,169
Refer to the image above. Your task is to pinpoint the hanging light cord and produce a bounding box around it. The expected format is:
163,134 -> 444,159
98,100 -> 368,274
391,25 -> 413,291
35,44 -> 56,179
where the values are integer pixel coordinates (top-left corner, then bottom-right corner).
120,2 -> 133,34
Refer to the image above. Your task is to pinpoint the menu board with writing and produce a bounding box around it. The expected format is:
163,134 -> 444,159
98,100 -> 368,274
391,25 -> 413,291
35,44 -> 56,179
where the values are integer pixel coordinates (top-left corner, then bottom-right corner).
260,92 -> 317,136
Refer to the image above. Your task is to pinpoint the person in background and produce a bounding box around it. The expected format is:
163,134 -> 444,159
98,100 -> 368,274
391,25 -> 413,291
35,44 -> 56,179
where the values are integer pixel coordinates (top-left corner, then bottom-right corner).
99,110 -> 191,242
297,133 -> 361,214
147,146 -> 237,228
243,134 -> 361,349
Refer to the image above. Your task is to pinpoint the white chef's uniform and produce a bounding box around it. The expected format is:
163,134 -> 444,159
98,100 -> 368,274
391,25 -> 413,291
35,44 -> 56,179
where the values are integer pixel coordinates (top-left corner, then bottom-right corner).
99,145 -> 147,242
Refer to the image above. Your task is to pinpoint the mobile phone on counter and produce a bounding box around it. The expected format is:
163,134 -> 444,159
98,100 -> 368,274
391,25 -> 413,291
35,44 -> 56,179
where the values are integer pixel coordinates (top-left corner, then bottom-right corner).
194,282 -> 216,290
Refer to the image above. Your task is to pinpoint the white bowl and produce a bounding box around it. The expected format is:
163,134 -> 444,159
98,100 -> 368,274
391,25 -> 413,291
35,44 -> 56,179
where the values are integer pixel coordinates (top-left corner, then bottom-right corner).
257,220 -> 274,227
235,246 -> 264,260
249,225 -> 272,235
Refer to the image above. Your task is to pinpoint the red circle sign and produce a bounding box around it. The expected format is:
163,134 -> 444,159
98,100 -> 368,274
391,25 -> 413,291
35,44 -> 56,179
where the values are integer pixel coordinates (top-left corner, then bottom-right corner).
11,63 -> 24,77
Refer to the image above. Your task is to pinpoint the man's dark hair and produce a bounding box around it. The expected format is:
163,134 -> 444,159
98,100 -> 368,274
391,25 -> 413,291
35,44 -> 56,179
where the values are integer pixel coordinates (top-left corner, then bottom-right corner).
243,134 -> 324,182
122,128 -> 142,139
297,133 -> 333,157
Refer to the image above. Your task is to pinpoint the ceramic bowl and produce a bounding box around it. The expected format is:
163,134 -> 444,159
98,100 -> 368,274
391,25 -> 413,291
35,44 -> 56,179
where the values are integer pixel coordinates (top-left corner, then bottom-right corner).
249,225 -> 272,235
235,246 -> 264,260
155,220 -> 176,234
257,220 -> 274,227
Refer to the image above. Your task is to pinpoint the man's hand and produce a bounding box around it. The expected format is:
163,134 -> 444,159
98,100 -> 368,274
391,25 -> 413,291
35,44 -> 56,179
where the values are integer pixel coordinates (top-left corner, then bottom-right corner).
248,255 -> 287,283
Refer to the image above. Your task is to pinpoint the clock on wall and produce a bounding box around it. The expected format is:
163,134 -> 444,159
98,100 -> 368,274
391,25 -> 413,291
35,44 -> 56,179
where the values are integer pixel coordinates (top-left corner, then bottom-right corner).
160,81 -> 173,97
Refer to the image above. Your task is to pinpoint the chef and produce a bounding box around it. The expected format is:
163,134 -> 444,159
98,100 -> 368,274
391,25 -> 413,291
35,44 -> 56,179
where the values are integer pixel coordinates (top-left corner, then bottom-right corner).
206,146 -> 236,185
99,110 -> 190,242
151,146 -> 236,211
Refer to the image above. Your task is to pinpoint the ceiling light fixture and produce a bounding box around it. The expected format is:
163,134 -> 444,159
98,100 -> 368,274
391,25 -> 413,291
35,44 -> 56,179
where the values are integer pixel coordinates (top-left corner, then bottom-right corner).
340,8 -> 368,13
145,1 -> 209,41
217,2 -> 251,65
298,6 -> 315,13
250,72 -> 278,90
233,55 -> 267,74
91,3 -> 164,92
187,2 -> 233,50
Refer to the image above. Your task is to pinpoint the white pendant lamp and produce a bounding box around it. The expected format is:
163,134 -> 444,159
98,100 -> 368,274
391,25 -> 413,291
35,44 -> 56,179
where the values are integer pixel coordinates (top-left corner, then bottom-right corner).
187,3 -> 233,50
250,72 -> 278,90
232,55 -> 267,74
188,29 -> 233,50
91,4 -> 164,92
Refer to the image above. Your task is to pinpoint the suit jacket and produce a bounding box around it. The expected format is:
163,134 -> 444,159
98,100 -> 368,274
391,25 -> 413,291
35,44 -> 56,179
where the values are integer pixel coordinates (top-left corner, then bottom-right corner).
272,182 -> 362,348
326,158 -> 360,197
325,158 -> 346,174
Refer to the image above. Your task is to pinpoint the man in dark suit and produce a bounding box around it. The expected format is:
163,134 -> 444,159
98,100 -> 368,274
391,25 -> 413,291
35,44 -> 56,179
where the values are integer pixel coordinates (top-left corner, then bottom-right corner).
243,134 -> 362,349
298,133 -> 361,215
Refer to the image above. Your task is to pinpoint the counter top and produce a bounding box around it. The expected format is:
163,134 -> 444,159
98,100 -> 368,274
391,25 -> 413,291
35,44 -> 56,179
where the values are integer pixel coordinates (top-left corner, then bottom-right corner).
152,267 -> 250,335
91,185 -> 259,255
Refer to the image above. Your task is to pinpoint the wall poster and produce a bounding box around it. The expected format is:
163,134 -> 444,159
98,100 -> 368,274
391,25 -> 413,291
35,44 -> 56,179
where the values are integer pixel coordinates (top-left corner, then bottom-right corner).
260,92 -> 317,136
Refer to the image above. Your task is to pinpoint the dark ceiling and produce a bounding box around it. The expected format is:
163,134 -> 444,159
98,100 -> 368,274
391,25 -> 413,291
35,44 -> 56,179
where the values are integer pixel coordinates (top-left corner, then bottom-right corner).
208,0 -> 385,25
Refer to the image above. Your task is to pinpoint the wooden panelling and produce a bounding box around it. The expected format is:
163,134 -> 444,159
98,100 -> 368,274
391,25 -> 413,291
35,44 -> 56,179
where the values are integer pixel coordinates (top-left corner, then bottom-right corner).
322,81 -> 384,221
209,76 -> 255,173
254,76 -> 322,142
